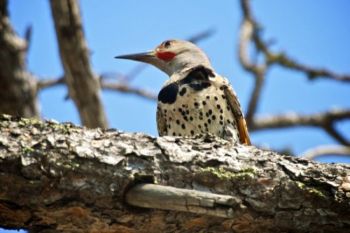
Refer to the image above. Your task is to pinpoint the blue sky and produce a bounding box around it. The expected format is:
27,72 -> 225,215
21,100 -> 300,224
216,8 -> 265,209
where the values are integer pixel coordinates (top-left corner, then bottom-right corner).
2,0 -> 350,232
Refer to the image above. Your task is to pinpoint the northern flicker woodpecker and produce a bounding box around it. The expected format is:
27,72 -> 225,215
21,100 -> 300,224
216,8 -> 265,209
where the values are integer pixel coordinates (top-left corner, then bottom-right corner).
115,40 -> 251,145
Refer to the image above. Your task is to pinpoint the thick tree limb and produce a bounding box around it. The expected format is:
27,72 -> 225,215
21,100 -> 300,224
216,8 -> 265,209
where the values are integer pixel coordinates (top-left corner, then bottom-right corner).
0,0 -> 39,117
0,115 -> 349,233
50,0 -> 108,128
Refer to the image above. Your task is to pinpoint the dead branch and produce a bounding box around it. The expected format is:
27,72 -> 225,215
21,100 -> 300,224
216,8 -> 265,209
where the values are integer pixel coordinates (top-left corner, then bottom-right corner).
240,0 -> 350,84
37,76 -> 157,100
238,0 -> 350,151
102,82 -> 157,100
264,50 -> 350,83
238,0 -> 267,126
0,115 -> 349,233
302,145 -> 350,160
50,0 -> 108,128
0,0 -> 39,117
251,109 -> 350,145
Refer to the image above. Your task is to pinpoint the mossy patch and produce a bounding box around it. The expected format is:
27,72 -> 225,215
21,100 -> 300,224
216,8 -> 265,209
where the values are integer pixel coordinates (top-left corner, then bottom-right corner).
296,181 -> 327,199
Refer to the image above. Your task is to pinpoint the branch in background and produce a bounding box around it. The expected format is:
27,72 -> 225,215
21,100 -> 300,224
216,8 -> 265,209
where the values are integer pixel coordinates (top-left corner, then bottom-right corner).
50,0 -> 108,128
101,82 -> 157,100
241,0 -> 350,84
0,0 -> 39,117
251,109 -> 350,145
239,0 -> 350,156
37,77 -> 65,90
188,28 -> 216,44
238,0 -> 267,126
302,145 -> 350,160
37,76 -> 157,100
261,48 -> 350,83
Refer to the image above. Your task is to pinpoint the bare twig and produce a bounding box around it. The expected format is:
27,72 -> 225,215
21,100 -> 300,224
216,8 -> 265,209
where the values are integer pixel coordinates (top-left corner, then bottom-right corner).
188,28 -> 216,44
37,77 -> 65,90
302,145 -> 350,160
37,76 -> 157,100
251,109 -> 350,145
50,0 -> 108,128
266,52 -> 350,83
102,82 -> 156,100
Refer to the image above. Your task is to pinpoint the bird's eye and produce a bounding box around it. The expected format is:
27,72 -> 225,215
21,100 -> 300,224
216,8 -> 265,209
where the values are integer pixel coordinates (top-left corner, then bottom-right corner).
163,40 -> 172,48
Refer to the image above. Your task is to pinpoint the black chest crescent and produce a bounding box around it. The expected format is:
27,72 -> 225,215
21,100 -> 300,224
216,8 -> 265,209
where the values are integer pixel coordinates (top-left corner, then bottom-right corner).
157,65 -> 215,104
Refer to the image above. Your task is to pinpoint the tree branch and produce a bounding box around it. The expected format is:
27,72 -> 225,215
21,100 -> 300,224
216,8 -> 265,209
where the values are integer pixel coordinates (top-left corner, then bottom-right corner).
251,109 -> 350,145
0,115 -> 349,233
238,0 -> 267,126
50,0 -> 108,128
265,51 -> 350,83
0,0 -> 39,117
240,0 -> 350,83
37,76 -> 157,100
239,0 -> 350,130
102,82 -> 157,100
302,145 -> 350,160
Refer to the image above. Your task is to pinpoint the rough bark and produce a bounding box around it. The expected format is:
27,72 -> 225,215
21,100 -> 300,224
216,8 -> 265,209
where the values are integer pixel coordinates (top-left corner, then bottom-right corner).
0,0 -> 39,117
0,115 -> 349,233
50,0 -> 108,128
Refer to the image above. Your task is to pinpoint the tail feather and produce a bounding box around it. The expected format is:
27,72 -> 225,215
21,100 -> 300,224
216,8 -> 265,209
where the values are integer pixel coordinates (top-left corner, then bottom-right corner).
238,118 -> 251,145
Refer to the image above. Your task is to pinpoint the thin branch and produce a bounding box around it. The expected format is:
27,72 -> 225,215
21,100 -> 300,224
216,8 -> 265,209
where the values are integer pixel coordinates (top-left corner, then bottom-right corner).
37,76 -> 157,100
266,52 -> 350,83
188,28 -> 216,44
37,77 -> 65,90
251,109 -> 350,145
102,82 -> 156,100
302,145 -> 350,160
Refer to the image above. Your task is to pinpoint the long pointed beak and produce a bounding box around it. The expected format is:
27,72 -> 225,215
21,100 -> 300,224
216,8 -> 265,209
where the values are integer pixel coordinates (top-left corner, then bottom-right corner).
114,51 -> 156,63
115,49 -> 170,75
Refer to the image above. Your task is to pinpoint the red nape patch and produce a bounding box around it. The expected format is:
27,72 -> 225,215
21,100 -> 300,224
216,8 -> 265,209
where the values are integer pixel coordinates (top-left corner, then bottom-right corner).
156,51 -> 176,61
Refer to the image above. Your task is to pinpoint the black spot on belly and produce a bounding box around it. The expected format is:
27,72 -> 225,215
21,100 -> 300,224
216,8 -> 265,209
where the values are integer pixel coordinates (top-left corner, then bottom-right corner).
179,87 -> 187,96
158,83 -> 179,104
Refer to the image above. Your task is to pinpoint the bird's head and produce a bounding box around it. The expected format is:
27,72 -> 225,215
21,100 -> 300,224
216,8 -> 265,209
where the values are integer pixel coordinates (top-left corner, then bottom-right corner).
115,39 -> 212,76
